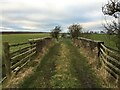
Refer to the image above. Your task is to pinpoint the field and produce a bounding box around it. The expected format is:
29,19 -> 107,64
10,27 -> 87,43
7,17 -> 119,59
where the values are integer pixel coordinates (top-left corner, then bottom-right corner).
2,33 -> 50,44
0,33 -> 50,56
81,34 -> 118,50
1,33 -> 118,55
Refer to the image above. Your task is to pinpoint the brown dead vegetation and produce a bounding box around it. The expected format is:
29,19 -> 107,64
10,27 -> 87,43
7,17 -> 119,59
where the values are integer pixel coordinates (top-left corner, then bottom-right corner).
77,46 -> 118,88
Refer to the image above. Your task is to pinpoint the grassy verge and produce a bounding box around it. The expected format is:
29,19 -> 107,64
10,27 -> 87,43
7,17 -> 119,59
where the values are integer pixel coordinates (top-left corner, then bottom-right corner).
20,43 -> 60,88
63,39 -> 102,88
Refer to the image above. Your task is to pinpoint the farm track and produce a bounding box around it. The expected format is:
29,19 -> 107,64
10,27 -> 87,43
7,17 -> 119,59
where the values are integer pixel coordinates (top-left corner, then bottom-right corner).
20,39 -> 102,88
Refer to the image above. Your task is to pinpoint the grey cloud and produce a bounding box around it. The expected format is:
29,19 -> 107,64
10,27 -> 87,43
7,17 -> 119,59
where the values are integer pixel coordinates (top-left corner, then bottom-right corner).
1,0 -> 106,32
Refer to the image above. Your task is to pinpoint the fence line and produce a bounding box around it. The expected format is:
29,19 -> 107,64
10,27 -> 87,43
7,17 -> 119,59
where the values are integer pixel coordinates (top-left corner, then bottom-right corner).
74,37 -> 120,86
100,43 -> 120,79
1,37 -> 52,83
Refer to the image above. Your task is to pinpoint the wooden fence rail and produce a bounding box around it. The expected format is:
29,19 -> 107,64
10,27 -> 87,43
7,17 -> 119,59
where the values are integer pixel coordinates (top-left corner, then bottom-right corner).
1,37 -> 52,83
74,37 -> 120,86
100,43 -> 120,79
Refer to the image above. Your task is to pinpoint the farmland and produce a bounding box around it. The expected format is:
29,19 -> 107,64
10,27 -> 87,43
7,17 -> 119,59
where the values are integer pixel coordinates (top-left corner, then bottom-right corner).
81,34 -> 118,50
1,33 -> 50,44
1,33 -> 119,55
0,33 -> 50,54
1,33 -> 117,49
1,33 -> 119,54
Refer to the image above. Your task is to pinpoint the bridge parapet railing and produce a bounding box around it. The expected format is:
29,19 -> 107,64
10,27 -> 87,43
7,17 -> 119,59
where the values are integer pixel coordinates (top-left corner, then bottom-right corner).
74,37 -> 120,87
1,37 -> 52,83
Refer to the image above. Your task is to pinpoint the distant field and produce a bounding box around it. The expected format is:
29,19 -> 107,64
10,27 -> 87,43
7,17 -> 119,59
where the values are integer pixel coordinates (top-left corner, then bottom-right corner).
0,33 -> 50,55
2,33 -> 50,44
0,33 -> 118,55
81,34 -> 118,50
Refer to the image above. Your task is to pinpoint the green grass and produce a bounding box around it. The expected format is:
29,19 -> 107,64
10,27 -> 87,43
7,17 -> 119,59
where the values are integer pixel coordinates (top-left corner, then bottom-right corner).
81,34 -> 118,50
20,43 -> 60,88
19,39 -> 102,88
1,33 -> 50,44
63,39 -> 102,88
0,33 -> 50,55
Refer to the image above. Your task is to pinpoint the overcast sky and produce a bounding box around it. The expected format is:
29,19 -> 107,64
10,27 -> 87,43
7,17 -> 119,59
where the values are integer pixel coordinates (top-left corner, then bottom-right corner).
0,0 -> 111,32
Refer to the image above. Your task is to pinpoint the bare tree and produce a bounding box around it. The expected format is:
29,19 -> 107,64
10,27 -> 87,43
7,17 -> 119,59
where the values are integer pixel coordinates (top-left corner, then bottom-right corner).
103,20 -> 118,34
102,0 -> 120,50
68,24 -> 82,39
102,0 -> 120,18
51,26 -> 61,41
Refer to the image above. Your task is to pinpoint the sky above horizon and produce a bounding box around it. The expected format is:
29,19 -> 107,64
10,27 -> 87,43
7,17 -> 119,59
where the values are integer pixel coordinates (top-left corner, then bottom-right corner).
0,0 -> 113,32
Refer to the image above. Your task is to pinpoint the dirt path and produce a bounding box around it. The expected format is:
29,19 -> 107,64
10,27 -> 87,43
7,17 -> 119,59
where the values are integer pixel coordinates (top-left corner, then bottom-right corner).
20,39 -> 102,88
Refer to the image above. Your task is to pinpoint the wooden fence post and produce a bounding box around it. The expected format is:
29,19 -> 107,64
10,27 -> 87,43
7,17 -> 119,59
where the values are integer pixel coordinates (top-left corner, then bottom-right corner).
2,42 -> 11,80
36,39 -> 43,54
97,42 -> 104,68
29,40 -> 33,60
36,40 -> 40,54
98,42 -> 104,56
